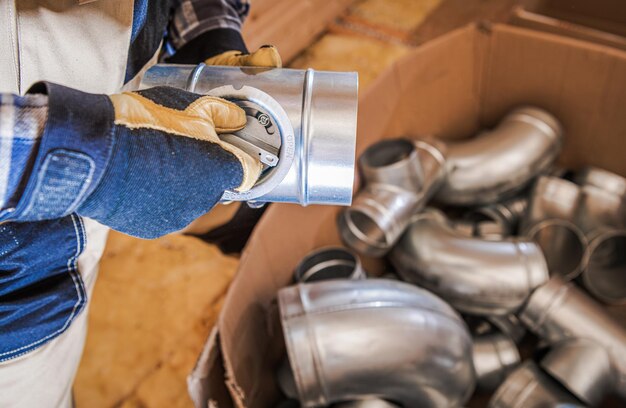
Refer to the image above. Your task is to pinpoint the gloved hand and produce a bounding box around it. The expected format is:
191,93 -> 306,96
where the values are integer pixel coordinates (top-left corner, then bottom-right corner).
204,45 -> 282,68
8,82 -> 262,239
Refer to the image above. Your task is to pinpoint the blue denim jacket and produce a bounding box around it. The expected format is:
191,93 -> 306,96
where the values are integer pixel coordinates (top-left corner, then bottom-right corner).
0,0 -> 249,362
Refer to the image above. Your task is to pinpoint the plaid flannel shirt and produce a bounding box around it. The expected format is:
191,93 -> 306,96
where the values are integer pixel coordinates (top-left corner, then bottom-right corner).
0,0 -> 249,211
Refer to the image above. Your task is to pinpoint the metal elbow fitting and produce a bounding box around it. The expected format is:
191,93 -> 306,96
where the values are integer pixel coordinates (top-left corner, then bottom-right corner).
293,247 -> 366,283
489,362 -> 581,408
522,176 -> 588,281
541,339 -> 616,406
436,107 -> 563,205
338,138 -> 446,256
473,333 -> 521,390
390,209 -> 549,316
278,279 -> 475,407
140,64 -> 358,206
524,172 -> 626,302
520,276 -> 626,400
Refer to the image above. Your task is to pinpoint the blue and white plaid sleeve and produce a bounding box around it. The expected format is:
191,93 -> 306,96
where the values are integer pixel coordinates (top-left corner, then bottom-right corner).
0,94 -> 47,212
169,0 -> 250,51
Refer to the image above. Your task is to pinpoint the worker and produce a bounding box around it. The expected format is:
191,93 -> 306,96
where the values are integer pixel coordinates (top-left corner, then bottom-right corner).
0,1 -> 281,406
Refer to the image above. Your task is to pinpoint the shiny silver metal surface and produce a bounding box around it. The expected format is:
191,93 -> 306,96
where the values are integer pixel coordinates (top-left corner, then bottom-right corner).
436,107 -> 562,205
278,279 -> 475,408
583,229 -> 626,305
465,195 -> 529,239
473,333 -> 521,390
522,176 -> 587,280
572,171 -> 626,304
390,209 -> 549,315
520,276 -> 626,400
541,339 -> 616,406
337,139 -> 446,256
489,362 -> 580,408
293,247 -> 365,283
575,166 -> 626,198
140,64 -> 359,206
577,184 -> 626,239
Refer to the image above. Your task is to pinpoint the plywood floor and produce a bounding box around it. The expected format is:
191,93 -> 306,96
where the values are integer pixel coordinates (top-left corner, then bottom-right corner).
74,0 -> 519,406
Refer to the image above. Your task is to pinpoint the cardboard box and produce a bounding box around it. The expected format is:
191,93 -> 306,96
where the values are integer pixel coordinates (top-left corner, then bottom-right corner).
511,0 -> 626,51
189,23 -> 626,408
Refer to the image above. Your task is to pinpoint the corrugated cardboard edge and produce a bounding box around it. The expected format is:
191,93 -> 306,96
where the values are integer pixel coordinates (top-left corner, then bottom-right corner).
188,327 -> 234,408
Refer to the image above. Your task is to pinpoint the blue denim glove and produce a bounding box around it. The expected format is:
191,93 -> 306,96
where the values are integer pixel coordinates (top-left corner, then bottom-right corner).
4,82 -> 262,238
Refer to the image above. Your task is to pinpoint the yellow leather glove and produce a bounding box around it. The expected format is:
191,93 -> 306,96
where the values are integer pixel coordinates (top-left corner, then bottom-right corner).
204,45 -> 282,68
109,89 -> 262,192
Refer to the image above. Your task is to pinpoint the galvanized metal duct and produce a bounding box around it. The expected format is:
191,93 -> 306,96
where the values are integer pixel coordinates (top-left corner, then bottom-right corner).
575,167 -> 626,304
140,64 -> 358,206
390,208 -> 549,315
436,107 -> 562,205
520,276 -> 626,400
337,138 -> 446,256
523,173 -> 626,302
278,279 -> 475,407
521,176 -> 588,281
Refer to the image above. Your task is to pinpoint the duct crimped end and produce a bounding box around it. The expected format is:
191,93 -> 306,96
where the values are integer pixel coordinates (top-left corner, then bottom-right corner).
508,106 -> 563,143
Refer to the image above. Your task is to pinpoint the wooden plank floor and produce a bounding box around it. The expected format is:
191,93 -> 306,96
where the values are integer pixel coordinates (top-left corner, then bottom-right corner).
74,1 -> 519,406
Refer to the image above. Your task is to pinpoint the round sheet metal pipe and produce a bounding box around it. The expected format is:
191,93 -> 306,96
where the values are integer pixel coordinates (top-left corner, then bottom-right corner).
140,64 -> 358,206
522,176 -> 587,281
293,247 -> 365,283
338,139 -> 446,256
541,339 -> 616,406
436,107 -> 562,205
520,276 -> 626,400
489,362 -> 581,408
390,209 -> 549,316
278,279 -> 475,408
473,333 -> 521,390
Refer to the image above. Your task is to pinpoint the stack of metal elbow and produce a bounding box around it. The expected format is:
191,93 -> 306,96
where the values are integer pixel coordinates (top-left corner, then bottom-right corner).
274,107 -> 626,408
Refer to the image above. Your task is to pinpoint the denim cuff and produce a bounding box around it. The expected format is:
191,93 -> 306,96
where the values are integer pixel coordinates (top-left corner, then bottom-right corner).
4,82 -> 115,221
